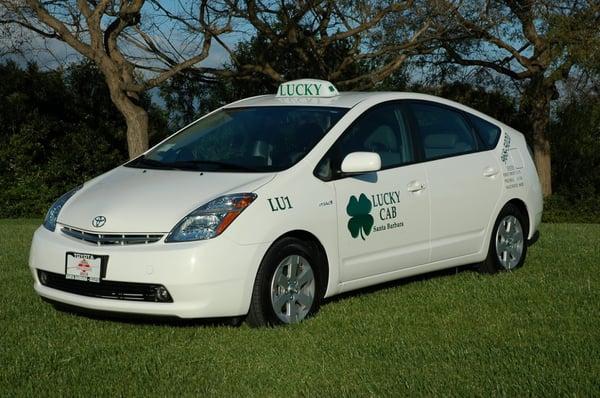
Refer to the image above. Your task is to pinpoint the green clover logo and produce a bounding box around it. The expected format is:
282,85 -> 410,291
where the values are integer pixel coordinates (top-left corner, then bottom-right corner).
346,194 -> 374,240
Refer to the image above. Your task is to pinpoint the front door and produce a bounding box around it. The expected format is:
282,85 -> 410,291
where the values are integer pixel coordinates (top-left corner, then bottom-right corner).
334,164 -> 430,282
316,102 -> 430,282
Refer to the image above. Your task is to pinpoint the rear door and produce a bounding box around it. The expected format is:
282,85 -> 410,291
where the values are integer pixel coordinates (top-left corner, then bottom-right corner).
407,101 -> 502,262
316,102 -> 430,282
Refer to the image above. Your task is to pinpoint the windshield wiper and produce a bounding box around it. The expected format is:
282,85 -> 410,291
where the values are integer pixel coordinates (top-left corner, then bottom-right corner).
167,160 -> 259,172
128,156 -> 260,172
128,156 -> 180,170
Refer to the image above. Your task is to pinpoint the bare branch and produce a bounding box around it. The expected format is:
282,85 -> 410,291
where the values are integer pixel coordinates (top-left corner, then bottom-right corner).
442,44 -> 532,80
23,0 -> 95,59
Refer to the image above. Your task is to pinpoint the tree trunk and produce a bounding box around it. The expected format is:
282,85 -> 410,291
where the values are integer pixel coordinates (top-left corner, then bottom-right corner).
522,79 -> 553,197
120,99 -> 149,159
530,97 -> 552,197
104,76 -> 149,159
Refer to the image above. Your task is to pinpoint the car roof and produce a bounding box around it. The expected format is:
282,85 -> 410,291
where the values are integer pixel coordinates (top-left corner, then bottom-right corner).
224,92 -> 454,109
222,90 -> 511,132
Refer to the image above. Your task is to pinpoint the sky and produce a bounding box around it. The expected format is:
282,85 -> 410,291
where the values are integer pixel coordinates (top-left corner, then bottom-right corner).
1,17 -> 238,107
1,28 -> 234,71
0,0 -> 248,71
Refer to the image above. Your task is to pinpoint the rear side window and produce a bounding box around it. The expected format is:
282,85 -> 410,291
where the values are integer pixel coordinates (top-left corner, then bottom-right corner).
468,114 -> 501,149
409,102 -> 477,160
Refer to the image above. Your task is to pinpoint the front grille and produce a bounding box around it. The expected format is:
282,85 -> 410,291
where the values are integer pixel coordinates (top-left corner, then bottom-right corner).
61,226 -> 164,246
38,270 -> 173,302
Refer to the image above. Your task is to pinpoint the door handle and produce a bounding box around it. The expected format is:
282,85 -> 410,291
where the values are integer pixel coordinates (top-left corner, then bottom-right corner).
407,180 -> 426,192
483,166 -> 499,177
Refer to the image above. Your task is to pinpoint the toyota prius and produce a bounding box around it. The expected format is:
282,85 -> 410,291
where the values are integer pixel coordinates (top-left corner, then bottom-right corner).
29,79 -> 542,326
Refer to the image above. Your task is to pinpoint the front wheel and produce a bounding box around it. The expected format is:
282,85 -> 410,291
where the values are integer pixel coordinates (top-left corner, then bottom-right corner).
480,203 -> 528,274
246,238 -> 322,327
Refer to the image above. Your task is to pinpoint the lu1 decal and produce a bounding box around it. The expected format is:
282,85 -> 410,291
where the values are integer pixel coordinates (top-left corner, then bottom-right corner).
268,196 -> 293,212
346,191 -> 404,240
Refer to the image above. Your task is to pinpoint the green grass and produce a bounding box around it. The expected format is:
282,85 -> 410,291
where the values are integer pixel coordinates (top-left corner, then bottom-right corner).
1,220 -> 599,396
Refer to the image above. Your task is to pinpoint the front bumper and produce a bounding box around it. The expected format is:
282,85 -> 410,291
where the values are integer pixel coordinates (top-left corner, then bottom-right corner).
29,226 -> 269,318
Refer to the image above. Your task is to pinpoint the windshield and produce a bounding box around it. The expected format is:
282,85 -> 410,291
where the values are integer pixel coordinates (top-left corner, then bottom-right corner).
127,106 -> 348,172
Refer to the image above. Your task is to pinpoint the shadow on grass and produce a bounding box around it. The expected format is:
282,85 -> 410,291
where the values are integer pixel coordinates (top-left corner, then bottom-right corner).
43,263 -> 481,328
322,263 -> 480,306
44,298 -> 244,328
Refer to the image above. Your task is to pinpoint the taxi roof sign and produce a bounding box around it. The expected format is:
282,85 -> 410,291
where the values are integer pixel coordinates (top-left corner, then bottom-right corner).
276,79 -> 339,98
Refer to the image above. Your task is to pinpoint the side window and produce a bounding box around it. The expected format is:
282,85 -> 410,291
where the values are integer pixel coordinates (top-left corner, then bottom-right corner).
468,114 -> 501,149
409,102 -> 477,160
316,103 -> 414,180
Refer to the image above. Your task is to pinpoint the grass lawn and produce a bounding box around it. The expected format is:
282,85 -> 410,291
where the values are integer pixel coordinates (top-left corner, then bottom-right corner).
1,220 -> 598,396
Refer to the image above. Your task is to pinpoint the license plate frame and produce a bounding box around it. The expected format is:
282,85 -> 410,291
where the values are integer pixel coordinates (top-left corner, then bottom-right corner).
65,252 -> 108,283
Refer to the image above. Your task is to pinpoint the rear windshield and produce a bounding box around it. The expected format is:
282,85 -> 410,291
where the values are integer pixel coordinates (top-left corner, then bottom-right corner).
127,106 -> 347,172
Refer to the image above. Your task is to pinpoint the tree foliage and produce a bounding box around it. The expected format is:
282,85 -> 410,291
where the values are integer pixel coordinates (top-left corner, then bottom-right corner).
217,0 -> 431,89
0,61 -> 167,217
0,0 -> 231,158
551,93 -> 600,200
422,0 -> 600,196
158,30 -> 376,128
158,14 -> 418,131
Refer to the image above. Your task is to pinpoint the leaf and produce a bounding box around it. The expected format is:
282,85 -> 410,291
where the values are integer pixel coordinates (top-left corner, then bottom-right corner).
348,217 -> 361,239
347,214 -> 374,240
346,193 -> 372,217
346,193 -> 374,240
346,195 -> 360,217
357,193 -> 372,214
361,214 -> 374,238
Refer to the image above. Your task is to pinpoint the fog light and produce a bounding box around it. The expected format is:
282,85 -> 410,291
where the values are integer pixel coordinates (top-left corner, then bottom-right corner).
39,270 -> 48,285
154,286 -> 171,302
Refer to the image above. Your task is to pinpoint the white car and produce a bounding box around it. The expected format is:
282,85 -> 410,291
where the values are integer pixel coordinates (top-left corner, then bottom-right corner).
29,79 -> 542,326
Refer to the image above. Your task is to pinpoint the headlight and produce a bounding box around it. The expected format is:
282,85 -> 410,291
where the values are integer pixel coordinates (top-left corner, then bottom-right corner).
166,193 -> 257,242
43,185 -> 82,232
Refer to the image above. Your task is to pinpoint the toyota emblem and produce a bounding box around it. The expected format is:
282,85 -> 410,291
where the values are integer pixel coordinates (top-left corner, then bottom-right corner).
92,216 -> 106,228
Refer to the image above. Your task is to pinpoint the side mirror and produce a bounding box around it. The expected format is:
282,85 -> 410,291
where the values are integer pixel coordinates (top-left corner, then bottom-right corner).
340,152 -> 381,174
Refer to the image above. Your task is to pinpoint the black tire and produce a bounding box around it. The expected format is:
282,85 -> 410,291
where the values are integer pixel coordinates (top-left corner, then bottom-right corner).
480,203 -> 529,274
246,237 -> 323,327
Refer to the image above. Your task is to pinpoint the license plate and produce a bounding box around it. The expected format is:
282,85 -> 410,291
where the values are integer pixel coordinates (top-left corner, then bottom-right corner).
65,252 -> 104,283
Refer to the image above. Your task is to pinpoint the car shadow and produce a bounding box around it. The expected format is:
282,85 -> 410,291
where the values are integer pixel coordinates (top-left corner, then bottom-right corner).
43,298 -> 243,328
322,263 -> 480,306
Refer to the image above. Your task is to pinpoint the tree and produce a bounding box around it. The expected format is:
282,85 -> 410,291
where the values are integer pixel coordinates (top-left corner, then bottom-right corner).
551,92 -> 600,201
159,71 -> 207,130
213,0 -> 432,90
160,30 -> 375,121
0,0 -> 231,158
425,0 -> 600,196
159,1 -> 435,130
411,81 -> 524,129
0,60 -> 167,216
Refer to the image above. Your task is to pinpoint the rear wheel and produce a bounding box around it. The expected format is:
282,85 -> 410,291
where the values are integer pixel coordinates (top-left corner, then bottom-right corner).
246,237 -> 322,327
480,203 -> 528,274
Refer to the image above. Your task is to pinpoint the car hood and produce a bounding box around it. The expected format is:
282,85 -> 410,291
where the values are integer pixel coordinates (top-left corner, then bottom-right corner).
58,166 -> 276,233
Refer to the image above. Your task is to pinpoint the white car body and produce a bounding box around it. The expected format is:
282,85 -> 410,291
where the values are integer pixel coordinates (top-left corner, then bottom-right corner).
29,80 -> 543,320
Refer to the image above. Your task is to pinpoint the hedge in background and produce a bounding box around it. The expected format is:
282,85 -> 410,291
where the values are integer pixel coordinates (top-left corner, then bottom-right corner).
0,61 -> 167,217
